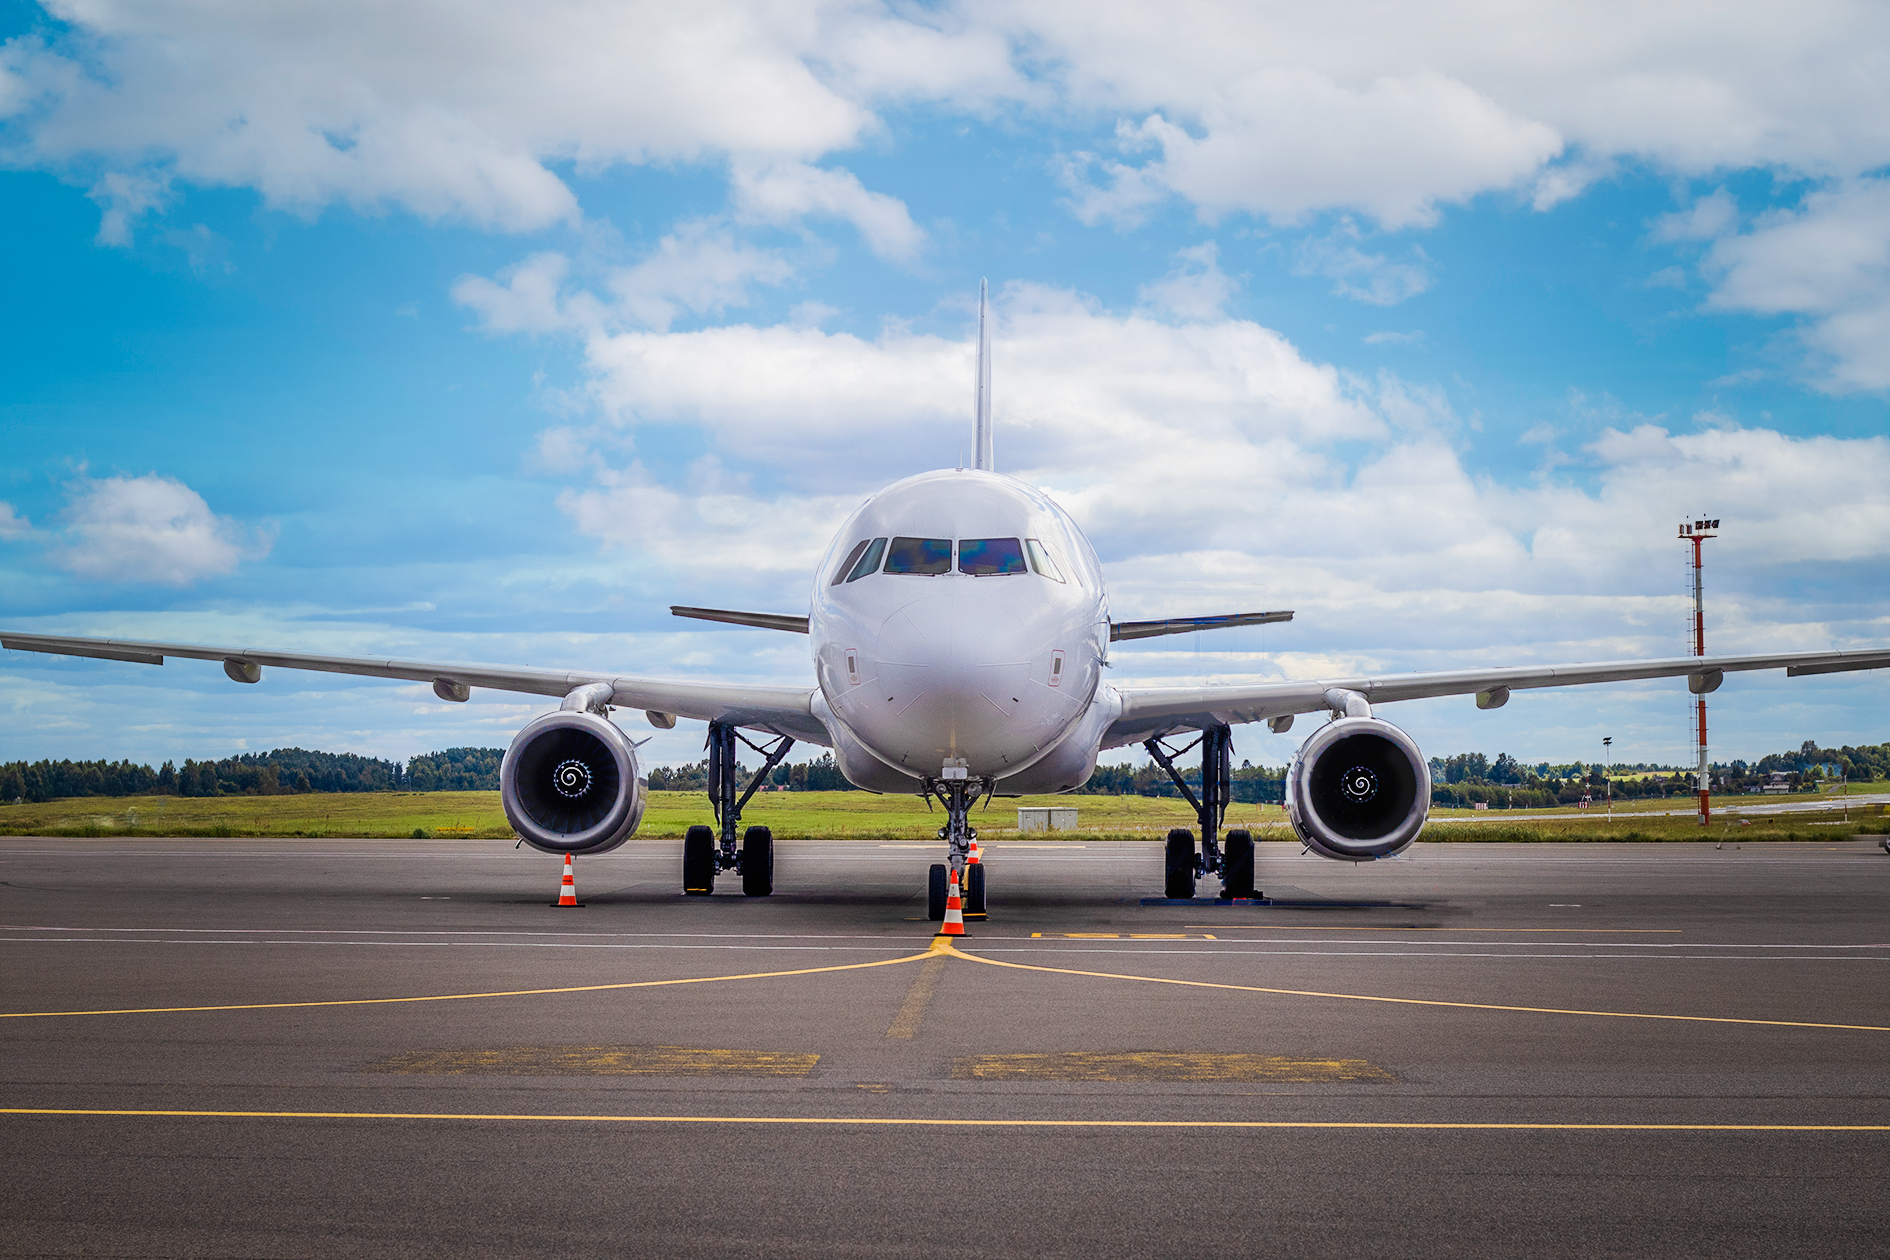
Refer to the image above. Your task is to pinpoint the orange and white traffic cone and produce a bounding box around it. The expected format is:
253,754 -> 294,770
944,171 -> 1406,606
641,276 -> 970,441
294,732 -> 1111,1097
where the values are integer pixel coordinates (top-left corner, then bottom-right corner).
552,853 -> 582,907
940,867 -> 966,936
967,837 -> 981,865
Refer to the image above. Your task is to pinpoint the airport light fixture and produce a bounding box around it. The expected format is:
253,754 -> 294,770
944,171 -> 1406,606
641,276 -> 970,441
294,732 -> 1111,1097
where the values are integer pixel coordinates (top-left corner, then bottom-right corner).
1678,518 -> 1718,825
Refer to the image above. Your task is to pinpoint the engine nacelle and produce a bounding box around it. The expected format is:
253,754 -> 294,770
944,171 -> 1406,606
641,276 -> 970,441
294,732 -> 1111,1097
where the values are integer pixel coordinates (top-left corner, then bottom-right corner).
500,710 -> 646,855
1285,716 -> 1430,861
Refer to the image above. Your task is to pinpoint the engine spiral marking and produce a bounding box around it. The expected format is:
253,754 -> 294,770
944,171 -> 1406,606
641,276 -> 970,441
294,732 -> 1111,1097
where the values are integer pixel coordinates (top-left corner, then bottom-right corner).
1339,765 -> 1379,804
552,759 -> 594,799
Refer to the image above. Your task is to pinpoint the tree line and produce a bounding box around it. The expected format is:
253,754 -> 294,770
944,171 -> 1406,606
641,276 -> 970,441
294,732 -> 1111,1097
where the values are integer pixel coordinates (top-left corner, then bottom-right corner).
4,738 -> 1883,805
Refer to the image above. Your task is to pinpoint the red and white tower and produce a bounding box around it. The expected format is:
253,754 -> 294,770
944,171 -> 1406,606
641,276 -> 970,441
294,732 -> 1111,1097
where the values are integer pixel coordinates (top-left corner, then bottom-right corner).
1678,517 -> 1719,825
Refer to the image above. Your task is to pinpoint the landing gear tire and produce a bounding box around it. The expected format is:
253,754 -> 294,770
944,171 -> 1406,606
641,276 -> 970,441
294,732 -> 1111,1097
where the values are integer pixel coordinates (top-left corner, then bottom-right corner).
683,824 -> 716,895
1222,829 -> 1255,899
928,863 -> 948,921
966,863 -> 986,916
741,826 -> 773,897
1164,828 -> 1197,900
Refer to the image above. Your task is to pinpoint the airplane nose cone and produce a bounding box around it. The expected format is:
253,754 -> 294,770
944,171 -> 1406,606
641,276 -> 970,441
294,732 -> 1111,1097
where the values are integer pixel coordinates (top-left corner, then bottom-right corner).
863,590 -> 1045,775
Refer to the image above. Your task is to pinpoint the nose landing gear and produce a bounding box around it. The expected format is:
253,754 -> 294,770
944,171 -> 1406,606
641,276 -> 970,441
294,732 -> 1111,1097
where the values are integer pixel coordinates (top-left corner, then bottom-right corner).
925,759 -> 993,921
1145,724 -> 1259,901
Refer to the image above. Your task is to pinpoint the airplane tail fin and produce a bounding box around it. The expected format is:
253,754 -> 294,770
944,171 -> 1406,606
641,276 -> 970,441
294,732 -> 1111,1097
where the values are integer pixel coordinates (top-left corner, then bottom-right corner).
973,278 -> 994,471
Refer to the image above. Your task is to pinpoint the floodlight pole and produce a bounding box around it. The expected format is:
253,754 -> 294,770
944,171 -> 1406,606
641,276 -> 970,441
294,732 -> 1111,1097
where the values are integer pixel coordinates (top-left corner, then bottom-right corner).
1679,519 -> 1717,826
1603,736 -> 1612,819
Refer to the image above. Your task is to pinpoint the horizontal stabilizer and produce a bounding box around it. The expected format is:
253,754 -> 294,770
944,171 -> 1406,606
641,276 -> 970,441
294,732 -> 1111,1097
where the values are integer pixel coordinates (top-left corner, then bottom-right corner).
1110,611 -> 1294,642
670,606 -> 811,634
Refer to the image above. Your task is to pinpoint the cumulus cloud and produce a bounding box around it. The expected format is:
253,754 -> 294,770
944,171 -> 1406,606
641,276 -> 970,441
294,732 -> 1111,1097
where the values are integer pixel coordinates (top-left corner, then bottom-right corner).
12,2 -> 1890,244
49,473 -> 271,586
1694,178 -> 1890,390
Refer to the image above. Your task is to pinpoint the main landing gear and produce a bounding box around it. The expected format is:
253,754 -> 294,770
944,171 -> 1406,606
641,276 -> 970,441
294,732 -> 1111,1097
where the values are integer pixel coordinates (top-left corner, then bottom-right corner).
1144,724 -> 1258,901
924,759 -> 990,922
682,721 -> 794,897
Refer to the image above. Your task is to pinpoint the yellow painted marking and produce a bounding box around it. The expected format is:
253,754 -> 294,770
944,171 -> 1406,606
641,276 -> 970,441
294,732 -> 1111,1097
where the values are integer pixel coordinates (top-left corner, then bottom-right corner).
1031,933 -> 1215,940
1,1109 -> 1884,1133
362,1046 -> 819,1077
928,940 -> 1890,1033
1187,926 -> 1684,933
951,1052 -> 1392,1082
0,950 -> 938,1020
885,956 -> 945,1041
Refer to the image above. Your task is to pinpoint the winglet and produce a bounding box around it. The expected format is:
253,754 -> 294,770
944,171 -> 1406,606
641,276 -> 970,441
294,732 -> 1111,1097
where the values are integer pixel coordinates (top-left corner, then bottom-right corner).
973,278 -> 994,472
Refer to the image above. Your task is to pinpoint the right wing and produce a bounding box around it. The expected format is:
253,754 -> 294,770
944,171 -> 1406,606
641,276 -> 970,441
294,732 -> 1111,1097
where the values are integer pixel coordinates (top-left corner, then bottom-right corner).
0,631 -> 830,745
1104,646 -> 1890,747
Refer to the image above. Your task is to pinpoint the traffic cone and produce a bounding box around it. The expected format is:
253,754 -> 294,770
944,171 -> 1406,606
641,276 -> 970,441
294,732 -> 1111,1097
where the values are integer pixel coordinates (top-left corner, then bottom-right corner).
940,867 -> 966,936
967,837 -> 981,865
552,853 -> 583,907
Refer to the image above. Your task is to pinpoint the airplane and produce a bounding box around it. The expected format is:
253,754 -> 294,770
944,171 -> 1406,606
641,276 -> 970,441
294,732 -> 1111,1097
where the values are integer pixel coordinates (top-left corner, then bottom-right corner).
7,280 -> 1890,919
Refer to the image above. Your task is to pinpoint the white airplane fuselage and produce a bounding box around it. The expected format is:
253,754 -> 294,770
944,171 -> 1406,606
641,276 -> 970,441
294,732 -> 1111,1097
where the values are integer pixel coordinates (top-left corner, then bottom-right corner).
807,468 -> 1118,795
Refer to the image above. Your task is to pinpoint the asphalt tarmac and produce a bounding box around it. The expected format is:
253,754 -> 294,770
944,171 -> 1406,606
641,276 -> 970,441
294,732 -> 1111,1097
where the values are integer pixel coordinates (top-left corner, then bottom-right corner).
3,833 -> 1887,1259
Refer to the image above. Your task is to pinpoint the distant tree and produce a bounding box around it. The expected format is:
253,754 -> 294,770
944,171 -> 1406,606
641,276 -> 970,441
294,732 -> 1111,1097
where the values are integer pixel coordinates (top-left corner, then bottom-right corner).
0,765 -> 24,803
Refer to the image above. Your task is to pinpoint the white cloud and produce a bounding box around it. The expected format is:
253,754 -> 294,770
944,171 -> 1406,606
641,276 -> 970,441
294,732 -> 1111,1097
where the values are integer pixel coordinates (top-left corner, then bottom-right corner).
1363,330 -> 1423,345
1651,188 -> 1739,242
1098,75 -> 1561,230
728,160 -> 924,261
1695,178 -> 1890,390
50,474 -> 271,586
1294,220 -> 1433,305
1136,242 -> 1237,321
0,501 -> 32,539
454,223 -> 796,337
86,170 -> 169,246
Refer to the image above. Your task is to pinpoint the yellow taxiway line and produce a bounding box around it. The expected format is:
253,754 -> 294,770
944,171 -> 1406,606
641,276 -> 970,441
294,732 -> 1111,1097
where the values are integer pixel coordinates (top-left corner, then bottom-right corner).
0,949 -> 938,1019
931,938 -> 1890,1033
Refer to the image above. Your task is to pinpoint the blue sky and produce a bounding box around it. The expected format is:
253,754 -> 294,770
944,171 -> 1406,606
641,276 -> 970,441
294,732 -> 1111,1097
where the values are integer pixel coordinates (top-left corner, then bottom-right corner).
3,0 -> 1888,774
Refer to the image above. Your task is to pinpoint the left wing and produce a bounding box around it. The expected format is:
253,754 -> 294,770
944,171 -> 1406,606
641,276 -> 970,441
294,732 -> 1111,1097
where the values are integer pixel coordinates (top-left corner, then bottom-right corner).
0,631 -> 830,745
1103,646 -> 1890,747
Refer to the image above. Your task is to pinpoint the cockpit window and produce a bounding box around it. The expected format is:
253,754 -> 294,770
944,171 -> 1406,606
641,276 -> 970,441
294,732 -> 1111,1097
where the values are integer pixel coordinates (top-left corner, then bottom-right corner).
844,537 -> 887,582
958,537 -> 1027,576
884,537 -> 953,575
831,539 -> 872,586
1025,538 -> 1066,583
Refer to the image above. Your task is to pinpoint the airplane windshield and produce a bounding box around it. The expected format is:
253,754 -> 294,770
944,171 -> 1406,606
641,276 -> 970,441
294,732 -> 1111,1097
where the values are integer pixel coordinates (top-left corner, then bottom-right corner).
1025,538 -> 1066,583
831,539 -> 872,585
958,537 -> 1027,576
844,537 -> 887,582
884,537 -> 953,575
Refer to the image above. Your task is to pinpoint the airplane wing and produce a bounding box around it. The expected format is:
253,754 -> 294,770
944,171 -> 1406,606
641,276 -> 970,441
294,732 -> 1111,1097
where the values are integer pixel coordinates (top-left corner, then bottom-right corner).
1102,646 -> 1890,747
0,631 -> 830,745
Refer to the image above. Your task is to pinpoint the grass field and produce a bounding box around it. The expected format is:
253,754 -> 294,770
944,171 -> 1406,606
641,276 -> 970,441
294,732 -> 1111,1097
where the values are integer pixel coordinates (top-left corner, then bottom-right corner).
1,787 -> 1884,842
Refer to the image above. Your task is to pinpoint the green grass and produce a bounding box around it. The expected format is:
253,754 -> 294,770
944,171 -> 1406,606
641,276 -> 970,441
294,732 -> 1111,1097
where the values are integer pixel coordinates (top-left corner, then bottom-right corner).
0,789 -> 1881,842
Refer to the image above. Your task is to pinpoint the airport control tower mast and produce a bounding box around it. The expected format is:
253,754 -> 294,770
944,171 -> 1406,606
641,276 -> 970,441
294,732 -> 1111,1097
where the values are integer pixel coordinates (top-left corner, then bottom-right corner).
1679,517 -> 1719,825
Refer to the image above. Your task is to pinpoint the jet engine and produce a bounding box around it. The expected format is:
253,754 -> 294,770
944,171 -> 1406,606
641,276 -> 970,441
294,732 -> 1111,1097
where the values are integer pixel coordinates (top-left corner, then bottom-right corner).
1284,716 -> 1430,861
501,709 -> 646,855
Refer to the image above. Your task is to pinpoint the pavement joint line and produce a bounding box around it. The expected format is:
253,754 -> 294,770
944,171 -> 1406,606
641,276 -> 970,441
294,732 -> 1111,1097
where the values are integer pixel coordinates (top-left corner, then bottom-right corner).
930,939 -> 1890,1032
0,1108 -> 1885,1132
0,950 -> 937,1019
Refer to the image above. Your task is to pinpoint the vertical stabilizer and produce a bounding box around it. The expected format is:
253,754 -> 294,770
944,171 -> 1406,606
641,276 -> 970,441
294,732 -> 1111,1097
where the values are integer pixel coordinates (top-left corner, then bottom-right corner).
973,278 -> 994,471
